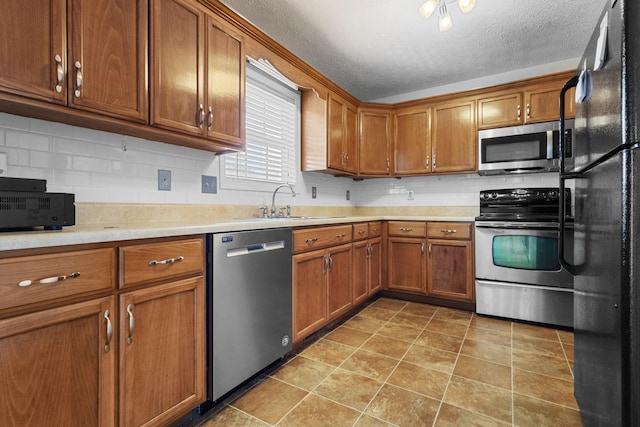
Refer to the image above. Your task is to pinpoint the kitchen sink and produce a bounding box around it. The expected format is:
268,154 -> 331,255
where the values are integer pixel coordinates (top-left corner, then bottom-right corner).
234,216 -> 343,221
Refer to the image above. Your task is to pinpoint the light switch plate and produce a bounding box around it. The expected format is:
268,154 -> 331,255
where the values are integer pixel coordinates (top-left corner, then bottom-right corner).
0,153 -> 7,176
201,175 -> 217,194
158,170 -> 171,191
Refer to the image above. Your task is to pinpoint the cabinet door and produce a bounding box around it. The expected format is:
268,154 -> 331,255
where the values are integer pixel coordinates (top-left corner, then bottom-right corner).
327,94 -> 346,171
431,99 -> 476,173
343,103 -> 359,173
0,0 -> 66,103
327,243 -> 353,321
525,80 -> 576,123
359,109 -> 391,175
206,16 -> 245,146
477,91 -> 522,129
68,0 -> 148,122
387,237 -> 426,294
352,240 -> 369,305
292,249 -> 327,343
394,107 -> 431,175
427,239 -> 473,301
119,276 -> 205,427
0,297 -> 115,426
151,0 -> 205,135
368,237 -> 383,295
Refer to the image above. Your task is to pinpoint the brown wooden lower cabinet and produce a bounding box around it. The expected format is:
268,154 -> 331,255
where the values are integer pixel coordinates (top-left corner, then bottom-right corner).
427,239 -> 474,302
387,236 -> 427,294
0,296 -> 115,426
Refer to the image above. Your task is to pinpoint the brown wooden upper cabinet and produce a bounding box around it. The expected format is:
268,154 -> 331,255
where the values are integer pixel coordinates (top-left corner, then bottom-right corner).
151,0 -> 245,147
328,93 -> 358,174
431,98 -> 476,173
0,0 -> 148,122
477,74 -> 576,129
394,105 -> 431,175
359,106 -> 392,176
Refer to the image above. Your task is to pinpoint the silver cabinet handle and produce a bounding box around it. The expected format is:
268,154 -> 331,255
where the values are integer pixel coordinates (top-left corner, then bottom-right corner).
421,242 -> 425,256
345,155 -> 349,165
207,106 -> 213,129
322,253 -> 329,273
197,104 -> 205,128
441,229 -> 457,234
104,309 -> 113,353
428,243 -> 432,257
305,237 -> 318,244
18,271 -> 80,287
432,155 -> 436,169
517,104 -> 521,120
526,103 -> 531,119
425,156 -> 430,169
54,54 -> 63,93
328,255 -> 333,272
148,256 -> 184,266
126,304 -> 135,345
74,61 -> 82,97
399,227 -> 413,232
386,159 -> 390,171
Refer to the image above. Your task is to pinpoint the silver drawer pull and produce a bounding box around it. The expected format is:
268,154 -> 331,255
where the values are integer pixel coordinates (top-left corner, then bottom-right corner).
148,256 -> 184,266
399,227 -> 414,232
126,304 -> 135,345
336,233 -> 346,239
304,237 -> 319,244
441,229 -> 457,234
104,309 -> 113,353
358,230 -> 366,235
18,271 -> 81,287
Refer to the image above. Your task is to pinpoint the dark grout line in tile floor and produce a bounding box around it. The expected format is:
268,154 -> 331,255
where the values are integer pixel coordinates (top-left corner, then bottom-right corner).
198,298 -> 581,427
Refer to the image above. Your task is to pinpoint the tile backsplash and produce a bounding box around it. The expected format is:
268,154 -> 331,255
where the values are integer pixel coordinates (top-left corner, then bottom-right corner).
0,112 -> 559,209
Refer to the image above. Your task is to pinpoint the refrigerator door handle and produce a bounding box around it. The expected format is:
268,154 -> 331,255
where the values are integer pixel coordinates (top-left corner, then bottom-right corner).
559,76 -> 580,275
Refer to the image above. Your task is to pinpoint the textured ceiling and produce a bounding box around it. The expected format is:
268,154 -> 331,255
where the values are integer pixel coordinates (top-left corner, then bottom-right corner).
220,0 -> 608,102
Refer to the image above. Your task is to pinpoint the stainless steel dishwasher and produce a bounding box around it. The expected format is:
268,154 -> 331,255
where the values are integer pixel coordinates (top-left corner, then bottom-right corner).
207,228 -> 292,401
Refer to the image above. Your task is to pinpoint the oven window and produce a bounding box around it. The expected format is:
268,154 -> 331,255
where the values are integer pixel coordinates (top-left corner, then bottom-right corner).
492,235 -> 560,270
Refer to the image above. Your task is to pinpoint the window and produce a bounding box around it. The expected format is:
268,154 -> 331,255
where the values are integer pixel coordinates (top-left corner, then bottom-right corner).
220,63 -> 300,191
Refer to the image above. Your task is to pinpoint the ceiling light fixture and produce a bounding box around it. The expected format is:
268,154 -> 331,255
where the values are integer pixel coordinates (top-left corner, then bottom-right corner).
419,0 -> 476,32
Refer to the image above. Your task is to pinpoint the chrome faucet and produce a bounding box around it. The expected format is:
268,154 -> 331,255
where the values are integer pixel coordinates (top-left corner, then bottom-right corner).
271,183 -> 295,217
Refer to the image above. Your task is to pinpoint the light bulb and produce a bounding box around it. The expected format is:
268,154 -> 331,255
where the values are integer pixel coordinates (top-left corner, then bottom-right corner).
458,0 -> 476,13
419,0 -> 438,19
438,4 -> 453,31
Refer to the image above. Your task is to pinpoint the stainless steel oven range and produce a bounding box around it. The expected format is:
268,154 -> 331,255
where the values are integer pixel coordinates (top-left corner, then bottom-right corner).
475,188 -> 574,328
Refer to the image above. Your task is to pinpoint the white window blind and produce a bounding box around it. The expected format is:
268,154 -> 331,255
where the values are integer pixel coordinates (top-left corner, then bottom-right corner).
221,64 -> 299,190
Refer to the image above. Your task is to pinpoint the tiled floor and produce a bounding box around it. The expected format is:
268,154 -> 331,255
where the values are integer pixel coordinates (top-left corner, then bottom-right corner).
199,298 -> 580,427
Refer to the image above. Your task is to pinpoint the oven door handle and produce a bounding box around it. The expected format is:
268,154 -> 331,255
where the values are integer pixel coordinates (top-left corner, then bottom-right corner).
559,76 -> 579,275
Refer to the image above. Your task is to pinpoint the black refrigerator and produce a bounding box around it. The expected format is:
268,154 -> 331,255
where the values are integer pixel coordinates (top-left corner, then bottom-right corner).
559,0 -> 640,425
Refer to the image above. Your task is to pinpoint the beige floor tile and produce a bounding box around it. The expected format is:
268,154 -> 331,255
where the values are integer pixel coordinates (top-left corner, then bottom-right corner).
376,322 -> 423,343
557,329 -> 575,345
353,414 -> 395,426
313,368 -> 382,411
563,342 -> 575,361
386,361 -> 450,400
365,383 -> 440,427
388,311 -> 432,329
403,343 -> 457,374
432,307 -> 473,325
342,315 -> 387,334
434,403 -> 511,427
443,376 -> 512,423
512,349 -> 574,381
512,322 -> 561,341
300,338 -> 357,367
465,326 -> 512,347
340,349 -> 399,381
400,302 -> 438,318
424,318 -> 469,337
278,394 -> 360,427
358,306 -> 397,321
513,393 -> 583,427
415,330 -> 464,353
231,378 -> 307,425
512,334 -> 565,358
324,326 -> 373,348
270,355 -> 335,391
460,338 -> 511,366
361,334 -> 412,359
453,355 -> 512,390
200,406 -> 269,426
513,368 -> 578,409
370,298 -> 407,312
470,314 -> 513,334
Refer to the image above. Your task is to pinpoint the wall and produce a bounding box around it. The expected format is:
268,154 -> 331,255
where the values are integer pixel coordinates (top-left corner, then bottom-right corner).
0,112 -> 560,219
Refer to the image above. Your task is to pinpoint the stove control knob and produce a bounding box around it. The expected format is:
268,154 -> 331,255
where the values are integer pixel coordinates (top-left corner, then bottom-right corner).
548,190 -> 558,199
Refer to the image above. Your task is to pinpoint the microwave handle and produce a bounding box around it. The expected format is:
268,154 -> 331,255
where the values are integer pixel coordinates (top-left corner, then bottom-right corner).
558,76 -> 579,275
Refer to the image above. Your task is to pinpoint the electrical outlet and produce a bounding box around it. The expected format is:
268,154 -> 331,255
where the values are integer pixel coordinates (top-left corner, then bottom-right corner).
346,190 -> 350,201
407,190 -> 414,200
158,170 -> 171,191
312,186 -> 317,199
201,175 -> 217,194
0,153 -> 7,177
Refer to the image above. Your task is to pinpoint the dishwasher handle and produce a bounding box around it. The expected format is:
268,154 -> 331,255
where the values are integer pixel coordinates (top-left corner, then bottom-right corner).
226,240 -> 286,257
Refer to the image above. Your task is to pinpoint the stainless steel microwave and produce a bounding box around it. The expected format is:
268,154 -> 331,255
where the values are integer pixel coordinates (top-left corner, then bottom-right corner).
478,120 -> 574,175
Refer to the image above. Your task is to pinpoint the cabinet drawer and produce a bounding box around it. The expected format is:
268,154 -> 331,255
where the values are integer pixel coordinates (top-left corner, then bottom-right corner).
294,225 -> 353,253
120,237 -> 204,288
387,221 -> 426,237
427,222 -> 472,240
0,248 -> 115,312
369,221 -> 382,237
353,223 -> 369,241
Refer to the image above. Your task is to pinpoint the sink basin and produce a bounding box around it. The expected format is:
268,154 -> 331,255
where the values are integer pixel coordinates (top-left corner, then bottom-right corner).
234,216 -> 343,221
